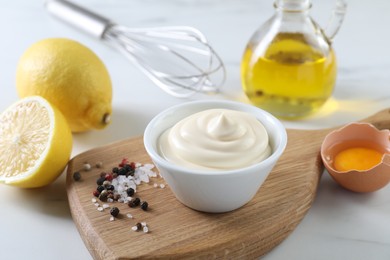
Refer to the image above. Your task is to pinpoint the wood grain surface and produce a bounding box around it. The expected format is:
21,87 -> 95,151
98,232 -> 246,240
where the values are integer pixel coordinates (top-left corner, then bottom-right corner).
66,108 -> 390,260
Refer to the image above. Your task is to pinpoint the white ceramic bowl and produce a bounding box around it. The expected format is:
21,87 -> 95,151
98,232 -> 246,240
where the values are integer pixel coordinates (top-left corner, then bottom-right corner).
144,100 -> 287,213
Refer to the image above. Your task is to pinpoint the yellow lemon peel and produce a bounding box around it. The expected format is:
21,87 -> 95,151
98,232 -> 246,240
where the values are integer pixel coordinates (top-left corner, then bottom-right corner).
16,38 -> 112,132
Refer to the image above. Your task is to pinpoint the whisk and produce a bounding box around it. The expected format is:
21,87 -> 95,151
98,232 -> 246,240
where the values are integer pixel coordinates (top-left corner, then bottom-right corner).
45,0 -> 226,98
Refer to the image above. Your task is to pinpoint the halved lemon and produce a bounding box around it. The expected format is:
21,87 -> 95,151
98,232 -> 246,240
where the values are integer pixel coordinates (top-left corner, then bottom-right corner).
0,96 -> 72,188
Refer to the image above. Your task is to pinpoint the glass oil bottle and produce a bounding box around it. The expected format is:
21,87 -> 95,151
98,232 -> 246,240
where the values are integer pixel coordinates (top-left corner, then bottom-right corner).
241,0 -> 347,119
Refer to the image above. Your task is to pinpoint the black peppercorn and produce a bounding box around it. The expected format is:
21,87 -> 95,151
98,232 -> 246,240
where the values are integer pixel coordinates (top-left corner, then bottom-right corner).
96,176 -> 106,186
136,222 -> 142,230
124,164 -> 135,177
124,164 -> 132,172
128,197 -> 141,208
126,187 -> 135,196
118,167 -> 127,176
97,185 -> 105,193
106,185 -> 115,191
141,201 -> 148,211
73,172 -> 81,181
110,207 -> 120,217
133,197 -> 141,206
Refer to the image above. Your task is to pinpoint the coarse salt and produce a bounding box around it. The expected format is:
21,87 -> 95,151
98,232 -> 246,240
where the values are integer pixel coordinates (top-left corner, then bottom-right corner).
131,226 -> 138,232
143,164 -> 154,170
91,161 -> 159,234
83,163 -> 92,171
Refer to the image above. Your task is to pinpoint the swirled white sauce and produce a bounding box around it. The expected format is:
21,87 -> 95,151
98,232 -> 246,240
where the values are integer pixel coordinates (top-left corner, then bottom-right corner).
158,109 -> 271,171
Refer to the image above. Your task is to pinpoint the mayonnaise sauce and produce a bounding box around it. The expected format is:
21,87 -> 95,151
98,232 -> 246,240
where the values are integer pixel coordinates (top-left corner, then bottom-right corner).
158,108 -> 271,171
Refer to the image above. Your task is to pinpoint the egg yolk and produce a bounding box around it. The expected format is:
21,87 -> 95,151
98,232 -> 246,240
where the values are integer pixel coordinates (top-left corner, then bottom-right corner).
333,147 -> 383,172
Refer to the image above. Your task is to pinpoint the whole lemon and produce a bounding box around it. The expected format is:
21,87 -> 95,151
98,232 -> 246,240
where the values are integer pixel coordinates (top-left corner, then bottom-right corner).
16,38 -> 112,132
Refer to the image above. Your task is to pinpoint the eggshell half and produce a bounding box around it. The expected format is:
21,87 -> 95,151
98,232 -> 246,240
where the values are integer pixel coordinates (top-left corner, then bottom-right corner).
321,123 -> 390,192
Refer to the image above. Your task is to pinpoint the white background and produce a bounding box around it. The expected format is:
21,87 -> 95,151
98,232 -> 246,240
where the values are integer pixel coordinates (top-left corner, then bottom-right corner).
0,0 -> 389,259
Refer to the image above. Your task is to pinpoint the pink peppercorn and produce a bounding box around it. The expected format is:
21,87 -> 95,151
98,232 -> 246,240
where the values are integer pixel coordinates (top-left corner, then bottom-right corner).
93,190 -> 100,197
105,173 -> 113,181
119,158 -> 129,167
130,162 -> 136,169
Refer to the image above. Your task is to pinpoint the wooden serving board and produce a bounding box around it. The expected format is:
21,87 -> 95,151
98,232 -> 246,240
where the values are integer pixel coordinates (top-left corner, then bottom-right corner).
66,108 -> 390,260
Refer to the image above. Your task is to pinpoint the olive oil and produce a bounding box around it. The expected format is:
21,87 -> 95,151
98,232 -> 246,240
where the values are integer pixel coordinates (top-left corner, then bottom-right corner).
241,33 -> 337,118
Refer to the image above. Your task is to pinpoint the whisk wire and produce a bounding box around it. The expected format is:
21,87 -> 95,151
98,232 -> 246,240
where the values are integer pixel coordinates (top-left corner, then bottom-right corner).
105,25 -> 225,96
46,0 -> 226,97
119,25 -> 208,43
107,33 -> 204,97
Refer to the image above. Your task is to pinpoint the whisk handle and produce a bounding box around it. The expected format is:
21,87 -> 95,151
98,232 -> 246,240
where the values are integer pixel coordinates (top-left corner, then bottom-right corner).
45,0 -> 112,38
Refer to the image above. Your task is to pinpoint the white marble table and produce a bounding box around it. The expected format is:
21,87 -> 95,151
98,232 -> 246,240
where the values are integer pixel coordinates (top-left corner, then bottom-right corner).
0,0 -> 389,259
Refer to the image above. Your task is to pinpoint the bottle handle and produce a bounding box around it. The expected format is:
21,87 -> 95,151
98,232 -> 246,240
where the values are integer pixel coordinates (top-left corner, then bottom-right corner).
323,0 -> 348,42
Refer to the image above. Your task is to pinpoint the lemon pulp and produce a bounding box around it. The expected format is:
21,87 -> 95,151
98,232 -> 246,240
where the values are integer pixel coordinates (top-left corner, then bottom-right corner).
0,96 -> 72,188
